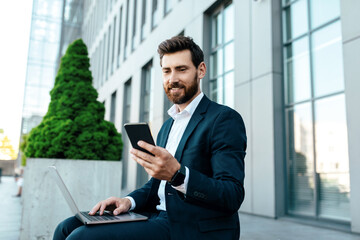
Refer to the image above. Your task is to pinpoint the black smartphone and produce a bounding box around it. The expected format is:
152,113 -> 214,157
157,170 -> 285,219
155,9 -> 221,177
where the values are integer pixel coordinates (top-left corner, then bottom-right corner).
124,123 -> 155,156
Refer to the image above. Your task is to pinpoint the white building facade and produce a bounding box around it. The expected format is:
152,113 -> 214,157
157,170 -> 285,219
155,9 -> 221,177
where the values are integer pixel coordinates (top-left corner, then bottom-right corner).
80,0 -> 360,234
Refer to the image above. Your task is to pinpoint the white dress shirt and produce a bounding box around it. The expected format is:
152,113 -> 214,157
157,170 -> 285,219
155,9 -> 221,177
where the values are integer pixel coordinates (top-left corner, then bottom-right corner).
126,92 -> 204,211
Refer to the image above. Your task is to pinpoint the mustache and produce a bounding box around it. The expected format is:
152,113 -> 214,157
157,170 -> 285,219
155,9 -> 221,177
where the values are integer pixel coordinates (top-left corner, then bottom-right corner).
167,82 -> 185,89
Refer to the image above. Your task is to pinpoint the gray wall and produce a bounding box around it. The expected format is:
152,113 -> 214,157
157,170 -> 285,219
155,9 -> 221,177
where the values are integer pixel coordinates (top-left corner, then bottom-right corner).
340,0 -> 360,233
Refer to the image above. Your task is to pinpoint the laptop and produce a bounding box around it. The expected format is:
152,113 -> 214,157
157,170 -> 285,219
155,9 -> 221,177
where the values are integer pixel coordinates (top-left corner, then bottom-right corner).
48,166 -> 148,225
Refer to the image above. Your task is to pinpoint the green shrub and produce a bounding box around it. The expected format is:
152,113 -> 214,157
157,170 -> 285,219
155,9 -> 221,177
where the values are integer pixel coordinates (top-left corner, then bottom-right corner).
25,39 -> 122,160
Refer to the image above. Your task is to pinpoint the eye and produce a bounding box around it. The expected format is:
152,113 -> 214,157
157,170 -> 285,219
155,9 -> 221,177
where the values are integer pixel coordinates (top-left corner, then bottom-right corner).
180,68 -> 186,72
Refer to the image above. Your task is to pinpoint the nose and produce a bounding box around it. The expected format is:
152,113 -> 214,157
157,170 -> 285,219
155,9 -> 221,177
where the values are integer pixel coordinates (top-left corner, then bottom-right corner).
169,71 -> 178,84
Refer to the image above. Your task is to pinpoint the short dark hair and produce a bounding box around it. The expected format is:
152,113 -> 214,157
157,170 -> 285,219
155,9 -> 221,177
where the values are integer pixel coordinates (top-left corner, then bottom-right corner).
157,36 -> 204,68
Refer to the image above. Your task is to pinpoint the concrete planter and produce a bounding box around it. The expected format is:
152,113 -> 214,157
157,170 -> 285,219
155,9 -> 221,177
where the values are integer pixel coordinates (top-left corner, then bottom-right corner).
20,158 -> 122,240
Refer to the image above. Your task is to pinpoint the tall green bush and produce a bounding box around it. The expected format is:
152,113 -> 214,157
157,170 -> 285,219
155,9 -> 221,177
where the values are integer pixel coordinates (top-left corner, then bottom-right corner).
25,39 -> 122,160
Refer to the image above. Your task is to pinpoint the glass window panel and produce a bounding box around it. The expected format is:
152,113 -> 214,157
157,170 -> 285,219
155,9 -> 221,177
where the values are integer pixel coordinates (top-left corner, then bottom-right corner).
28,41 -> 43,61
152,0 -> 160,28
41,67 -> 55,88
24,86 -> 39,107
32,19 -> 47,41
34,0 -> 63,18
217,76 -> 223,104
210,79 -> 218,103
224,42 -> 234,72
314,94 -> 350,220
117,6 -> 123,67
26,65 -> 42,86
47,22 -> 61,43
212,12 -> 222,48
112,16 -> 117,70
110,91 -> 117,123
310,0 -> 340,29
210,49 -> 223,78
283,0 -> 308,42
287,103 -> 315,216
39,88 -> 51,112
165,0 -> 175,14
224,71 -> 234,108
141,62 -> 153,122
141,0 -> 147,40
312,21 -> 344,97
285,37 -> 311,103
318,173 -> 350,221
283,0 -> 297,5
43,42 -> 60,62
224,3 -> 234,43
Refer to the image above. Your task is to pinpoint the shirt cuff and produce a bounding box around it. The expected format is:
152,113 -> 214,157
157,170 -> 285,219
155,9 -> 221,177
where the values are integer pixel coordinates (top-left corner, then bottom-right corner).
171,166 -> 189,194
125,196 -> 136,211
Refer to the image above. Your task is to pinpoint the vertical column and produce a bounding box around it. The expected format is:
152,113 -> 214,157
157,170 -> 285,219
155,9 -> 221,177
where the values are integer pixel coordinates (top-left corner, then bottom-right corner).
340,0 -> 360,234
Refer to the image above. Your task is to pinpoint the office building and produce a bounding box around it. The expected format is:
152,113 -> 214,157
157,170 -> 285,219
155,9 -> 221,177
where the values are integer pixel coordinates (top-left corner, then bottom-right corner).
30,0 -> 360,234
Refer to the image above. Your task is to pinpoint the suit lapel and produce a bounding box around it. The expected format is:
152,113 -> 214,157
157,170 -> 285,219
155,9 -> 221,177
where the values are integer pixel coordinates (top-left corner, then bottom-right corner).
158,118 -> 173,148
174,96 -> 211,162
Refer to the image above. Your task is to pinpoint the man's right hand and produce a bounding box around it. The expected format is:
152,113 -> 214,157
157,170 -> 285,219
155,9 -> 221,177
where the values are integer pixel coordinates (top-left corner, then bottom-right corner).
89,197 -> 131,216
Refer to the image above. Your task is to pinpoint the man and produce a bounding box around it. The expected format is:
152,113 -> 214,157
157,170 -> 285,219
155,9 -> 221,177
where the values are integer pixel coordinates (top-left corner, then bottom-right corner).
53,36 -> 246,240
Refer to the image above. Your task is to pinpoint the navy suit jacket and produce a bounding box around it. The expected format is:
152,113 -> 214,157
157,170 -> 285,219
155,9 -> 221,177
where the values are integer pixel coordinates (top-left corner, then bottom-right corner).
129,95 -> 246,240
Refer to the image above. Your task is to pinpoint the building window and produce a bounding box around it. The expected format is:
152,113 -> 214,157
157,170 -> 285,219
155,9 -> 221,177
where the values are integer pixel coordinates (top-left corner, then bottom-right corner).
110,91 -> 117,124
151,0 -> 160,29
209,1 -> 234,108
141,0 -> 147,41
122,79 -> 132,189
164,0 -> 175,16
124,0 -> 130,60
138,60 -> 154,187
101,34 -> 106,86
131,0 -> 138,51
283,0 -> 349,221
140,60 -> 154,123
106,25 -> 111,81
117,6 -> 123,68
111,16 -> 117,75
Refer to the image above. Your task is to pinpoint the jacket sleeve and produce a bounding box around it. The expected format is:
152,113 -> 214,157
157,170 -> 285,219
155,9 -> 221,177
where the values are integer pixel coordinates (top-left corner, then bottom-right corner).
184,108 -> 246,213
127,178 -> 160,212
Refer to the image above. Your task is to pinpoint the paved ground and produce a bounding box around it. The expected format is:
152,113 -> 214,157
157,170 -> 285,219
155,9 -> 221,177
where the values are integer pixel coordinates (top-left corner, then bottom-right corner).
1,175 -> 360,240
240,213 -> 360,240
0,176 -> 22,240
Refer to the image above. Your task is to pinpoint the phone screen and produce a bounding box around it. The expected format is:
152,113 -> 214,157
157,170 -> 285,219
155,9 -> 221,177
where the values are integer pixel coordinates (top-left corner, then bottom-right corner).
124,123 -> 155,156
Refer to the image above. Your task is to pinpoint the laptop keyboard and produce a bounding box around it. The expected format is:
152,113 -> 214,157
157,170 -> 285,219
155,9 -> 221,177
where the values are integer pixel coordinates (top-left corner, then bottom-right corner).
80,211 -> 117,222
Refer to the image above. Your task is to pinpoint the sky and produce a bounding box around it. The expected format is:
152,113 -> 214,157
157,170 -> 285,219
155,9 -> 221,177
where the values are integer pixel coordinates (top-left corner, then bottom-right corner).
0,0 -> 33,156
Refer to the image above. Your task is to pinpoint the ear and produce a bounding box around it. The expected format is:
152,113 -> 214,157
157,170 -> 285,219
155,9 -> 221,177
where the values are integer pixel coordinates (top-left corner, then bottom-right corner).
197,62 -> 206,79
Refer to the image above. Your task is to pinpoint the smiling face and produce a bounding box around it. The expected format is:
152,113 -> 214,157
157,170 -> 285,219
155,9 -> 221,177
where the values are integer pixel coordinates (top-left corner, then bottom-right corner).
162,50 -> 206,111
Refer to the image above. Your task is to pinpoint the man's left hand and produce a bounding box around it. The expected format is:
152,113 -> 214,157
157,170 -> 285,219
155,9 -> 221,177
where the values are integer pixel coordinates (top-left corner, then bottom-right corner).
130,141 -> 180,181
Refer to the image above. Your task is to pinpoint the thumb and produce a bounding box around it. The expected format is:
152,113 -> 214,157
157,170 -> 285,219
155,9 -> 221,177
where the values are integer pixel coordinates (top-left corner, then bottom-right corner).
113,205 -> 127,215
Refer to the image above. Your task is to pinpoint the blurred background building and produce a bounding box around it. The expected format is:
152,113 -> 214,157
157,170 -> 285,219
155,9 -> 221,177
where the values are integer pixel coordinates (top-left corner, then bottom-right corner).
20,0 -> 360,234
21,0 -> 83,136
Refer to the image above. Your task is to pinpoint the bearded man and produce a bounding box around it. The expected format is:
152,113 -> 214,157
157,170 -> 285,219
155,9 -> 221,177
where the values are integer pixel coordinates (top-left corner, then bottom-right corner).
53,36 -> 247,240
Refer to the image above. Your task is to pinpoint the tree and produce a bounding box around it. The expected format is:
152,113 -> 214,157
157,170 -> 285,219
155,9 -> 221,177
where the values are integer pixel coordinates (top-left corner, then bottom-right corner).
25,39 -> 123,160
19,134 -> 28,166
0,135 -> 17,160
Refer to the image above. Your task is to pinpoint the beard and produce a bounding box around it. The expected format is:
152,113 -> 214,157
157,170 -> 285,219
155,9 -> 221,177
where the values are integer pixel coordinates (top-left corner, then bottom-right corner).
164,73 -> 199,104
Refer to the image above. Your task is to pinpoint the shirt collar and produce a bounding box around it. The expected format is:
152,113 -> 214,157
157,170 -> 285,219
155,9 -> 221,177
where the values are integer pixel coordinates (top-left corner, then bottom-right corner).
168,92 -> 204,120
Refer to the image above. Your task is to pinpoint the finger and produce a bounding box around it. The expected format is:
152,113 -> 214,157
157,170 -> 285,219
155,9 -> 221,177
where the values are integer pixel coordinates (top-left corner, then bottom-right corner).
99,201 -> 108,215
137,141 -> 160,155
130,148 -> 154,164
89,202 -> 101,215
113,205 -> 127,215
131,154 -> 154,170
